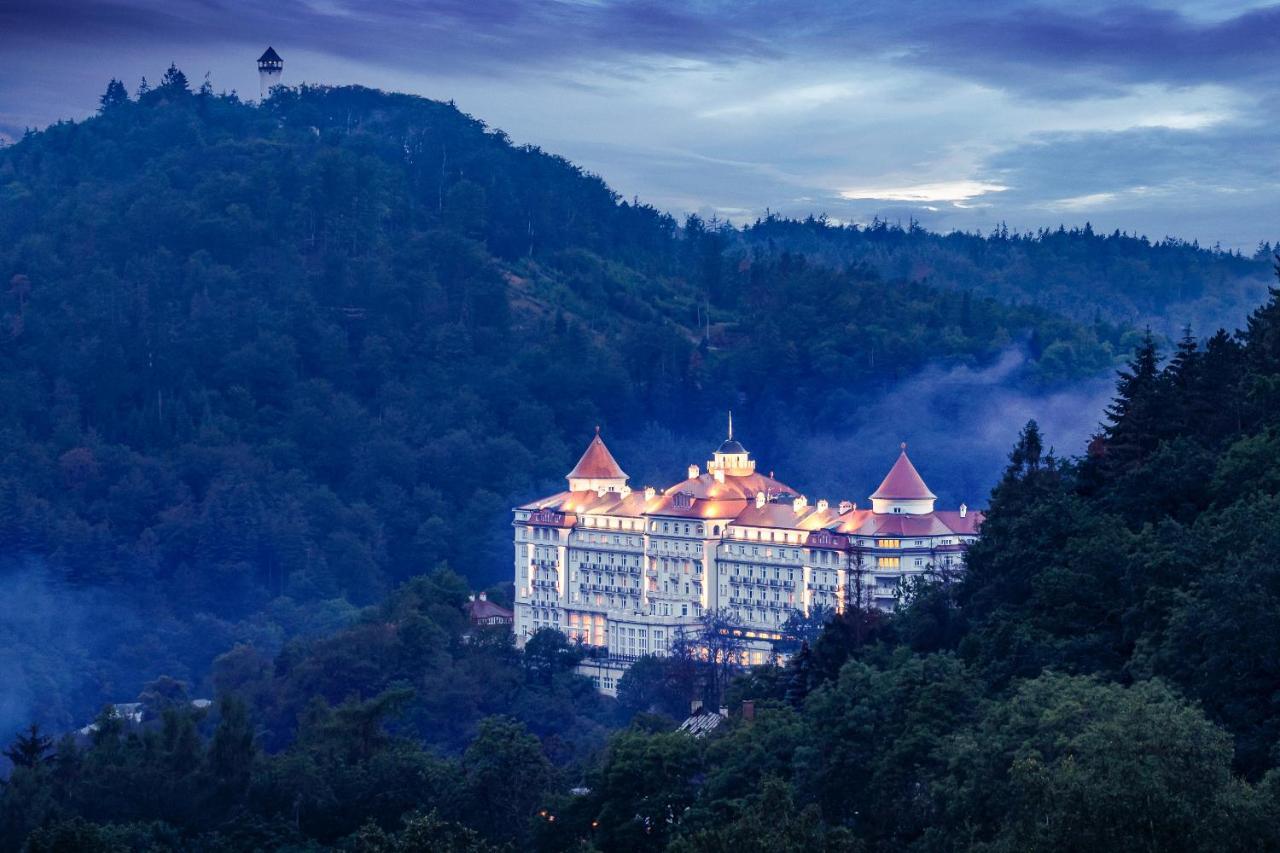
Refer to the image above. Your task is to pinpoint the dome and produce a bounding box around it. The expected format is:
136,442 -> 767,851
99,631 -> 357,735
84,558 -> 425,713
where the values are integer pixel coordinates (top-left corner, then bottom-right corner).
717,439 -> 747,455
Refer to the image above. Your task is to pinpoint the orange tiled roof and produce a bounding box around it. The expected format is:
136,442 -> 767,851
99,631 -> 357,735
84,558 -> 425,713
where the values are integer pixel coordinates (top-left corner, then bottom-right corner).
566,430 -> 628,481
870,447 -> 937,501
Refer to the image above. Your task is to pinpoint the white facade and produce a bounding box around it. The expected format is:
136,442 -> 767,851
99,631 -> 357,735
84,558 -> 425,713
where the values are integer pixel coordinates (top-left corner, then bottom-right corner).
258,47 -> 283,100
512,428 -> 982,688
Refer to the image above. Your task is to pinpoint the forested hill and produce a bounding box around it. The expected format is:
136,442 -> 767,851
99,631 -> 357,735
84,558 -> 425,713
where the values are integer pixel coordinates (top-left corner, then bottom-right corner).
5,70 -> 1280,853
739,215 -> 1274,336
0,70 -> 1116,738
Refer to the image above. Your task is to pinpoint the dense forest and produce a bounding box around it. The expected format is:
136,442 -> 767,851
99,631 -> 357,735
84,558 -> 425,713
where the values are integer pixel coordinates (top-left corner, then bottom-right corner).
5,68 -> 1280,851
6,275 -> 1280,850
740,214 -> 1275,336
0,70 -> 1144,739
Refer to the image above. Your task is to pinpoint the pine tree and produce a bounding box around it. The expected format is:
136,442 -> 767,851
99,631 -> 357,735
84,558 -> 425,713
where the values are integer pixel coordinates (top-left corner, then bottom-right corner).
3,723 -> 52,768
1098,331 -> 1168,478
784,641 -> 815,707
1199,329 -> 1246,437
160,64 -> 190,94
98,79 -> 129,112
1164,325 -> 1203,434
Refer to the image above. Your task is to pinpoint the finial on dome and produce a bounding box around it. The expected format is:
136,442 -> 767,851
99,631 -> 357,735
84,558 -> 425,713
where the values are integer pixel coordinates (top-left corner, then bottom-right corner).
900,441 -> 907,452
728,410 -> 733,440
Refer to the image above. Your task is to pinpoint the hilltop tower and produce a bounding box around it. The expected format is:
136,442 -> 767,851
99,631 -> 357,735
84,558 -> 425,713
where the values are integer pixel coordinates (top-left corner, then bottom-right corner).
258,47 -> 283,100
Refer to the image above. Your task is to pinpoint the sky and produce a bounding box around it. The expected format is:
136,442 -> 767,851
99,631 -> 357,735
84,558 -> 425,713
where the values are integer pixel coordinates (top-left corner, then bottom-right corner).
2,0 -> 1278,250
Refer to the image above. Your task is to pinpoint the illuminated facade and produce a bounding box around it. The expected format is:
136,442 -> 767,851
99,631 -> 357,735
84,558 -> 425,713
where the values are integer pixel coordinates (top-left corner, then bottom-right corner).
511,422 -> 982,695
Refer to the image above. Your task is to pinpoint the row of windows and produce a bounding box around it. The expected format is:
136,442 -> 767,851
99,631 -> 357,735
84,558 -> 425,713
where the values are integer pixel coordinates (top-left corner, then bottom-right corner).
576,532 -> 643,548
583,516 -> 643,531
575,551 -> 642,567
650,520 -> 715,537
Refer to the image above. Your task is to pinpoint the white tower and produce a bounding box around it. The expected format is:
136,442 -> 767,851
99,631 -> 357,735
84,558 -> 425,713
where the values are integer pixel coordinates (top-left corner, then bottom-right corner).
258,47 -> 283,100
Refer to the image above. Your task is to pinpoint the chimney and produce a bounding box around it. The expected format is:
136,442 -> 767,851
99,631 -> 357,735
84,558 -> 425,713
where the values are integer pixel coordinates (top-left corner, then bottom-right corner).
838,500 -> 853,514
644,486 -> 656,501
960,503 -> 968,518
688,464 -> 700,479
691,698 -> 703,714
792,496 -> 807,513
469,594 -> 476,602
714,468 -> 725,483
817,499 -> 829,513
755,492 -> 766,509
719,706 -> 729,717
741,700 -> 755,721
479,591 -> 487,601
620,485 -> 632,498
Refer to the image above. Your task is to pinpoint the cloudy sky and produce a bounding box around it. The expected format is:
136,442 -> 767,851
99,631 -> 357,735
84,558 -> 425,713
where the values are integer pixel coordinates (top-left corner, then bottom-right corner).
2,0 -> 1277,249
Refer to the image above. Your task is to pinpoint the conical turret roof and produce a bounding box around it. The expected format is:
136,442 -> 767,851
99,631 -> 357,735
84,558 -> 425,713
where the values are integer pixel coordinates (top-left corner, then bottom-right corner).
259,47 -> 283,63
567,429 -> 627,481
870,445 -> 936,501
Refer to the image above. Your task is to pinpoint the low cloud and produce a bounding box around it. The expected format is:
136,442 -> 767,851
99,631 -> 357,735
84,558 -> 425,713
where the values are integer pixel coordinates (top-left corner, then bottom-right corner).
840,180 -> 1011,204
612,348 -> 1115,514
773,348 -> 1115,509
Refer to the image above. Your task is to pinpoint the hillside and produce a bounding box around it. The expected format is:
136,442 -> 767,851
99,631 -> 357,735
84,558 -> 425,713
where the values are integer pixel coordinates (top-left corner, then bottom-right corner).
4,282 -> 1280,851
4,70 -> 1280,853
0,71 -> 1211,740
740,214 -> 1274,336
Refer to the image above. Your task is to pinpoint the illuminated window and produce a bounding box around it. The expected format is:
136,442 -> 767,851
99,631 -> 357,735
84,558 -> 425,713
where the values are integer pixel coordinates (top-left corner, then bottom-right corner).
878,556 -> 901,569
877,539 -> 901,549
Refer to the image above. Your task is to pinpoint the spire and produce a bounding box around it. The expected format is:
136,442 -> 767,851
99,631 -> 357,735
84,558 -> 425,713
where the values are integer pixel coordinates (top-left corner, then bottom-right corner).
710,414 -> 753,477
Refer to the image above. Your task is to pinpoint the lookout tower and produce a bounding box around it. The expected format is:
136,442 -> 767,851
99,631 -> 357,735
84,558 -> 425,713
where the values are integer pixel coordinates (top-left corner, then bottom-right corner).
258,47 -> 283,100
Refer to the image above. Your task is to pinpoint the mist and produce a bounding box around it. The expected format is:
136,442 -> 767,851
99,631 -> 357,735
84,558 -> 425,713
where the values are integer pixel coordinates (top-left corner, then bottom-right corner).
0,558 -> 146,748
614,348 -> 1115,511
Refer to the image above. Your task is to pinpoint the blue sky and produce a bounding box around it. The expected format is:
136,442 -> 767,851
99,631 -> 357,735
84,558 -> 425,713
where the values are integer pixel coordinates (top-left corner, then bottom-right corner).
2,0 -> 1277,250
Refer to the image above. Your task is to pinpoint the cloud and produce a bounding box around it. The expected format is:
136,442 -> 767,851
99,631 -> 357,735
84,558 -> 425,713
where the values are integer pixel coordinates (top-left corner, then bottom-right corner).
839,180 -> 1011,204
1,1 -> 1277,251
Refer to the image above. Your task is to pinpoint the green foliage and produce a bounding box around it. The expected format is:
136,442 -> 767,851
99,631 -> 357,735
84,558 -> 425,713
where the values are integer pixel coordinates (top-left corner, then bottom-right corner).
937,675 -> 1270,853
742,214 -> 1272,335
10,71 -> 1280,853
0,77 -> 1127,738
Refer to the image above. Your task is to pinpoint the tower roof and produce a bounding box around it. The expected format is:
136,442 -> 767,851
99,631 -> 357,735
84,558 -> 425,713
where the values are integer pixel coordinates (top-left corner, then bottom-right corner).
715,410 -> 746,455
566,428 -> 627,482
258,47 -> 283,63
870,444 -> 936,501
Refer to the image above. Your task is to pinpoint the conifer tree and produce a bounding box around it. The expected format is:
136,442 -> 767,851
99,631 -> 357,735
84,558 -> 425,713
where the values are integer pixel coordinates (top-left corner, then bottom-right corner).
3,724 -> 52,769
98,79 -> 129,112
1097,331 -> 1168,479
1242,259 -> 1280,421
160,64 -> 190,94
784,641 -> 815,708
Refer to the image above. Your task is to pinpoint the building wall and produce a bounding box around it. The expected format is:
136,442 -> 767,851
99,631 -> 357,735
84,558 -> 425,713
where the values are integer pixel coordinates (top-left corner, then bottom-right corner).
513,507 -> 977,673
